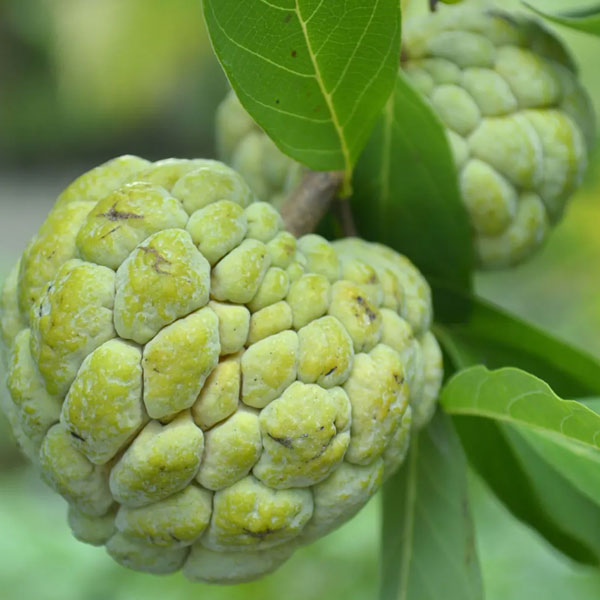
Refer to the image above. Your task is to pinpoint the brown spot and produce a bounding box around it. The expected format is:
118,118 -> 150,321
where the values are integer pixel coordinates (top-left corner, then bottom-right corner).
283,14 -> 292,23
314,105 -> 322,112
393,373 -> 405,385
100,225 -> 121,240
268,433 -> 293,449
243,527 -> 282,539
139,246 -> 171,274
99,203 -> 144,222
310,432 -> 336,461
356,295 -> 377,322
291,50 -> 297,58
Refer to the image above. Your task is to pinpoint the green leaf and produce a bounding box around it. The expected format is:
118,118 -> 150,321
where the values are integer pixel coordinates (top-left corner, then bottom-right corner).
472,472 -> 600,600
584,398 -> 600,413
523,2 -> 600,36
203,0 -> 401,183
433,285 -> 600,398
441,366 -> 600,451
517,426 -> 600,509
380,411 -> 483,600
437,316 -> 600,564
351,73 -> 473,291
502,426 -> 600,563
453,416 -> 600,565
515,400 -> 600,512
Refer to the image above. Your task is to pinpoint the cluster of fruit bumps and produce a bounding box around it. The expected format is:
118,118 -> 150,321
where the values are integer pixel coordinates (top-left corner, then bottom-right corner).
218,7 -> 594,269
0,155 -> 442,583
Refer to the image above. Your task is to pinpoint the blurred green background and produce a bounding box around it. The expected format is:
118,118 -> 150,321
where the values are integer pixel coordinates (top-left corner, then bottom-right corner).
0,0 -> 599,598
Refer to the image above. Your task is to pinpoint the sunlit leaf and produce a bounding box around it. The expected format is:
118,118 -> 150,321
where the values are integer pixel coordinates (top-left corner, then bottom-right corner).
203,0 -> 402,184
380,411 -> 483,600
441,366 -> 600,451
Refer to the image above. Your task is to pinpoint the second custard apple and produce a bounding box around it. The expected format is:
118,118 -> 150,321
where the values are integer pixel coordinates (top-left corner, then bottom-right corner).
0,155 -> 442,584
216,91 -> 305,210
403,5 -> 595,268
216,7 -> 595,270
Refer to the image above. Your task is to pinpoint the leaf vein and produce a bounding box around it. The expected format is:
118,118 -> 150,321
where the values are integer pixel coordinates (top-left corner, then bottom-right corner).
294,0 -> 351,177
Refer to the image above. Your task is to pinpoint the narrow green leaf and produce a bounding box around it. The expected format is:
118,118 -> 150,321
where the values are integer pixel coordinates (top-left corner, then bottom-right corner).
441,366 -> 600,451
351,73 -> 474,291
453,416 -> 600,565
502,426 -> 600,563
381,411 -> 483,600
523,2 -> 600,36
433,285 -> 600,398
203,0 -> 401,181
517,426 -> 600,509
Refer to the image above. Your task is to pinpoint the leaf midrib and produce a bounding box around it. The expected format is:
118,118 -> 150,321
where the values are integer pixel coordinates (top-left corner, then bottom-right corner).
294,0 -> 352,180
446,402 -> 600,452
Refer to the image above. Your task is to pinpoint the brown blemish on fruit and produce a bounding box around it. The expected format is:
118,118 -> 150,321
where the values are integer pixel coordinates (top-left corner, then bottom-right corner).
99,203 -> 144,222
268,433 -> 294,449
139,246 -> 171,275
100,225 -> 121,240
70,430 -> 85,442
243,527 -> 283,539
356,295 -> 377,322
309,433 -> 336,461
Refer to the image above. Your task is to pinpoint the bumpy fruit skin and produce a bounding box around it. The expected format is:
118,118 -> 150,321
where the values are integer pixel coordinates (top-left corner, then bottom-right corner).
404,6 -> 595,268
0,156 -> 442,584
216,91 -> 305,210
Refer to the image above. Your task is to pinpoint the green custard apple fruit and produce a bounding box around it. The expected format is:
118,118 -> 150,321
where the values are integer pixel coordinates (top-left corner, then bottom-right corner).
216,6 -> 594,270
0,155 -> 442,584
216,91 -> 305,210
403,6 -> 595,268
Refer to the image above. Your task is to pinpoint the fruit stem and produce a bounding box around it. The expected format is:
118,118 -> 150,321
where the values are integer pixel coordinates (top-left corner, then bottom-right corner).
333,198 -> 358,237
280,170 -> 344,237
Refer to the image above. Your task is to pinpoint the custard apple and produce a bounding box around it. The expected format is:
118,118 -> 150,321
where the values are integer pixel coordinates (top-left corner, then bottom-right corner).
216,7 -> 594,270
216,91 -> 305,210
404,6 -> 595,268
0,156 -> 442,584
